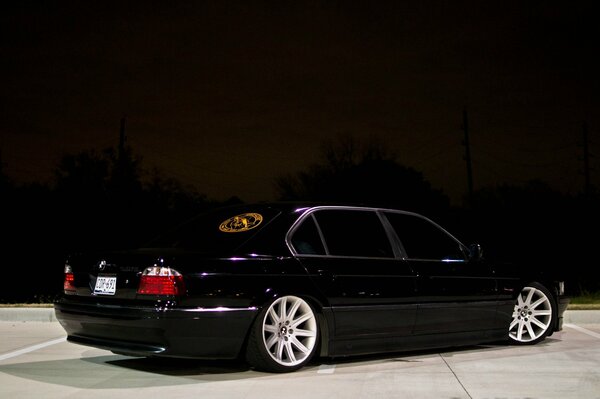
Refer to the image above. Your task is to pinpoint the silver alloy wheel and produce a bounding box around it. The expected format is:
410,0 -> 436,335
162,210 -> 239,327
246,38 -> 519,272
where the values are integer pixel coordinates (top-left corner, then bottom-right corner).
509,286 -> 553,343
261,295 -> 317,367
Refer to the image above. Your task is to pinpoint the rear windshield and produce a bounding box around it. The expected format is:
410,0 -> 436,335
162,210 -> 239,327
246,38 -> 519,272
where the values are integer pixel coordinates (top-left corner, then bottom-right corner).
146,205 -> 282,254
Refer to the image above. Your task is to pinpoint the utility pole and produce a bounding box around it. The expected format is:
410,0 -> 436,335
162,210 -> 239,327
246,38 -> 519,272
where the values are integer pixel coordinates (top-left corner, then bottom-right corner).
114,116 -> 129,197
461,107 -> 474,206
0,147 -> 6,185
118,116 -> 127,161
582,121 -> 591,197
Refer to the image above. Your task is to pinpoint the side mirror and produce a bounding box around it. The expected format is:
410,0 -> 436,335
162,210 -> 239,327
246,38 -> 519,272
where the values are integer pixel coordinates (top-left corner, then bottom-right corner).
468,243 -> 483,261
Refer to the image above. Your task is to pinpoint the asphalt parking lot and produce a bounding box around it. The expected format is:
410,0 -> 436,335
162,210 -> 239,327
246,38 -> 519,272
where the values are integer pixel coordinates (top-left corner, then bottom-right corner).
0,309 -> 598,399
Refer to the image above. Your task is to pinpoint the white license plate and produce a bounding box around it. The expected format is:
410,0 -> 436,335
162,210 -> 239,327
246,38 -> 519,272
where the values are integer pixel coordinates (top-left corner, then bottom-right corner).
94,276 -> 117,295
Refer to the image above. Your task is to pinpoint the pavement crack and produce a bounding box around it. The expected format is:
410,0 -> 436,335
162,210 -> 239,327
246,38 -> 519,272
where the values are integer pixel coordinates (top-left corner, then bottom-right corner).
439,353 -> 473,399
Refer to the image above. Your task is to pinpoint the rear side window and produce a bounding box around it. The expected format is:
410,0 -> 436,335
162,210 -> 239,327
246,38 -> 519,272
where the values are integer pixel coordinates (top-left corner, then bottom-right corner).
385,212 -> 465,261
290,215 -> 326,255
147,205 -> 281,254
313,209 -> 393,258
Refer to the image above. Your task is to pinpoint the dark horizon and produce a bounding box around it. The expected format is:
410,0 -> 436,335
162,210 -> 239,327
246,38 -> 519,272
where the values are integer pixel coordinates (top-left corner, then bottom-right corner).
2,1 -> 599,204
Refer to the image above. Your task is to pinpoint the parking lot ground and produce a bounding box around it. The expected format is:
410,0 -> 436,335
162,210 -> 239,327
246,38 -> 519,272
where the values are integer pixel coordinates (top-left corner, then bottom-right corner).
0,318 -> 598,399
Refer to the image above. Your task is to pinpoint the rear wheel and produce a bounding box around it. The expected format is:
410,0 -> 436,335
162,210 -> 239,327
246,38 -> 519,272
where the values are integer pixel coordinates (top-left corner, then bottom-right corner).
246,295 -> 319,372
508,283 -> 556,344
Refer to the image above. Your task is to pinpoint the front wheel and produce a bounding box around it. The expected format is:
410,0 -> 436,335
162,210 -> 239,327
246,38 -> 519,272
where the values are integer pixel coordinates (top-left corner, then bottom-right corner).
245,295 -> 319,372
508,283 -> 556,345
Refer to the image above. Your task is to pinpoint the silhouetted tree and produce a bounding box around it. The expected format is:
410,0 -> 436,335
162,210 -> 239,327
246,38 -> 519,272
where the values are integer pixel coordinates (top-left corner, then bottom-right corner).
455,180 -> 568,257
108,145 -> 144,202
2,143 -> 231,302
457,180 -> 599,295
55,149 -> 110,198
52,145 -> 213,250
0,151 -> 11,194
0,152 -> 13,229
1,181 -> 61,303
276,135 -> 449,215
141,168 -> 211,234
54,148 -> 118,249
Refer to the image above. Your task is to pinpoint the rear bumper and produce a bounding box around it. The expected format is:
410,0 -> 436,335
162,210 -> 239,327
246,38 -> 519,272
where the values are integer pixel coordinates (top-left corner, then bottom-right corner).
54,298 -> 258,359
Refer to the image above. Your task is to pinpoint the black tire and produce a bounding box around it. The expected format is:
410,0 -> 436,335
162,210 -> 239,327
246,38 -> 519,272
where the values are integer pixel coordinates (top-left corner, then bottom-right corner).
508,282 -> 557,345
245,295 -> 319,372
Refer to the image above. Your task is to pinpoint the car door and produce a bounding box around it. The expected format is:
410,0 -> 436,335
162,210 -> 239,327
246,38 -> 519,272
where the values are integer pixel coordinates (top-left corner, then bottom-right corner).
383,211 -> 498,335
288,207 -> 418,353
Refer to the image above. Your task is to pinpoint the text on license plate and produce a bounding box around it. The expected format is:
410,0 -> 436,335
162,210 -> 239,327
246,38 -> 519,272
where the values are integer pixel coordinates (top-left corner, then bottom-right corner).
94,276 -> 117,295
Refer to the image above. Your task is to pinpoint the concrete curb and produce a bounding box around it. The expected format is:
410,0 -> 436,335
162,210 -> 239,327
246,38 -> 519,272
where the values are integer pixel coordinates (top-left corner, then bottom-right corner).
0,307 -> 599,324
563,309 -> 600,325
0,307 -> 58,322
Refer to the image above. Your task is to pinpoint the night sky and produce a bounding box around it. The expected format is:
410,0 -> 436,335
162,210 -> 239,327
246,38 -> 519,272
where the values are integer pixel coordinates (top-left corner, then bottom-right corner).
2,1 -> 599,204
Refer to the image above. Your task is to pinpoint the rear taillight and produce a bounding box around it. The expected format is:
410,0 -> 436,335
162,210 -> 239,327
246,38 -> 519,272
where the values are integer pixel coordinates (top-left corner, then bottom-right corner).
137,266 -> 185,296
64,264 -> 76,294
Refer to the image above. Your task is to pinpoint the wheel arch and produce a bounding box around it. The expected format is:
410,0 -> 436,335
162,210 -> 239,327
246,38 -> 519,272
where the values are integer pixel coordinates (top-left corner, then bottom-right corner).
510,280 -> 558,343
523,279 -> 561,333
240,288 -> 333,361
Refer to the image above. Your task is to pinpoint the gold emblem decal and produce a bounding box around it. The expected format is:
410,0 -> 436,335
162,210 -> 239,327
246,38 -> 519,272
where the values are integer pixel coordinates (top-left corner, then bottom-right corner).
219,213 -> 263,233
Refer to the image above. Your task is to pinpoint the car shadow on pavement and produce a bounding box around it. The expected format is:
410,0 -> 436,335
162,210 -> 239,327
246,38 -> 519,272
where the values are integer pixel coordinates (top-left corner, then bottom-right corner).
102,356 -> 253,375
0,354 -> 269,389
0,337 -> 567,389
314,337 -> 566,371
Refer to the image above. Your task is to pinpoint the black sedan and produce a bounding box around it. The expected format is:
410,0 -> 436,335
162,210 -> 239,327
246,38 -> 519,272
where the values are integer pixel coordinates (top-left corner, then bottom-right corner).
55,203 -> 570,372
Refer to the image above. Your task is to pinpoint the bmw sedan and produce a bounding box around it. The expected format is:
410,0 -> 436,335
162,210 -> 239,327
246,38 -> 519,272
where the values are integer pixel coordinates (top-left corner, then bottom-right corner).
54,203 -> 570,372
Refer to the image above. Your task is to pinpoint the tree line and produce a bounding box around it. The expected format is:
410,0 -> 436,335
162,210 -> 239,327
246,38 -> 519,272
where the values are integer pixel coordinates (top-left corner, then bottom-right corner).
0,136 -> 597,302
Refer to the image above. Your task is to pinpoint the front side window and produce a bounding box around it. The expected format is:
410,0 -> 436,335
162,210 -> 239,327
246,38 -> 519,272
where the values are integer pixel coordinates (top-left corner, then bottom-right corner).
313,209 -> 393,258
385,212 -> 465,261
